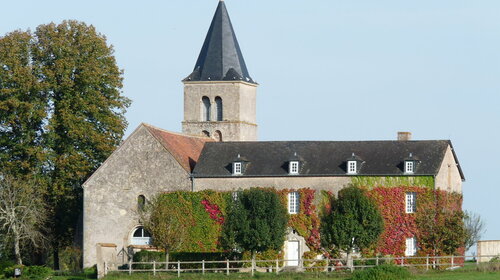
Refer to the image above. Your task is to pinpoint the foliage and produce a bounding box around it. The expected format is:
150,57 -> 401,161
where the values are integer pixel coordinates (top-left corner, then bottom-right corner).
23,265 -> 53,279
321,186 -> 384,259
143,190 -> 229,253
464,211 -> 485,251
0,176 -> 47,265
241,249 -> 283,267
132,250 -> 230,269
222,188 -> 288,259
0,21 -> 130,268
303,251 -> 327,272
278,189 -> 322,251
3,264 -> 23,278
368,186 -> 464,258
351,176 -> 434,189
349,264 -> 413,280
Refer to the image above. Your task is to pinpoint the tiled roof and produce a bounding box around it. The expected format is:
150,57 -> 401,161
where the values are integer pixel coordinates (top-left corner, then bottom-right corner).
193,140 -> 464,179
144,124 -> 212,172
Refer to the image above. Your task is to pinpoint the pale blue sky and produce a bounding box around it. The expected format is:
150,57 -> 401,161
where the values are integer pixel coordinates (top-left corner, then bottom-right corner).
2,0 -> 499,246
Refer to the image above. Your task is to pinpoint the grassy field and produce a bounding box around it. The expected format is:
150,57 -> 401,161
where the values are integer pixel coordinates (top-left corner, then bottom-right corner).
96,269 -> 500,280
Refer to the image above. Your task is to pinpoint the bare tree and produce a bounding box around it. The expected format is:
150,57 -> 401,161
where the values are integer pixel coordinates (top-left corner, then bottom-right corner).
0,175 -> 47,265
464,210 -> 485,252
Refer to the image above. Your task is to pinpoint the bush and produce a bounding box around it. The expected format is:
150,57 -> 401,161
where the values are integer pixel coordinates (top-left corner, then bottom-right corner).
132,250 -> 232,269
0,260 -> 15,275
3,265 -> 23,278
349,264 -> 413,280
24,266 -> 52,279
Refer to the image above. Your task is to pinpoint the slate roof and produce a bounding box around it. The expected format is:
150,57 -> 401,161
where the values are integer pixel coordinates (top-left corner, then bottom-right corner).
192,140 -> 465,179
144,124 -> 212,172
184,0 -> 255,84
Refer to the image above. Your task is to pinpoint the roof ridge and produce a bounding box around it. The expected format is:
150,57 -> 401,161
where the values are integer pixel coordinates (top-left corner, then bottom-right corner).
141,123 -> 212,140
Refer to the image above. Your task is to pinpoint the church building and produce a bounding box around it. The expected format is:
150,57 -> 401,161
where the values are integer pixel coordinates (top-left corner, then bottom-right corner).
82,1 -> 464,268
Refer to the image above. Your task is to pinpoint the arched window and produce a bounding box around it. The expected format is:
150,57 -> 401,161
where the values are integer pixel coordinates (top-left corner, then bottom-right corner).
214,130 -> 222,142
137,195 -> 146,211
215,96 -> 223,121
131,226 -> 152,245
202,96 -> 211,121
202,130 -> 210,137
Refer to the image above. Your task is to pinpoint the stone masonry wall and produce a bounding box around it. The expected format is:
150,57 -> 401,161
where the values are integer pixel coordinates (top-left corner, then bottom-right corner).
434,145 -> 462,193
83,125 -> 192,267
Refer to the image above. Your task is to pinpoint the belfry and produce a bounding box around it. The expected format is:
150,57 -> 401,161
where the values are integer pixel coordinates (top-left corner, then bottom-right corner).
182,0 -> 258,142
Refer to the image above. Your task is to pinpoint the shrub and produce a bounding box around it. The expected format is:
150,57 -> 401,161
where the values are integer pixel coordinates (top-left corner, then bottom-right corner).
24,266 -> 52,279
349,264 -> 413,280
0,260 -> 15,275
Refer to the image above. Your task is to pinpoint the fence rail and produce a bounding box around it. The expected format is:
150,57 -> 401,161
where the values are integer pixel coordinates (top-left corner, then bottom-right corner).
103,254 -> 498,278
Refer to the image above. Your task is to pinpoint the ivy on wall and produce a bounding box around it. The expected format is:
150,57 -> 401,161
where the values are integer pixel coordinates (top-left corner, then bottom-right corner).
351,176 -> 435,189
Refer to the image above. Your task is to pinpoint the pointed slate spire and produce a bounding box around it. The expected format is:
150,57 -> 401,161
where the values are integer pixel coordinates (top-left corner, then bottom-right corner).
184,0 -> 255,84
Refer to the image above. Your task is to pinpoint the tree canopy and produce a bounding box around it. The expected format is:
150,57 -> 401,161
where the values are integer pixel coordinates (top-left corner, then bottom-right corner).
0,20 -> 130,267
222,188 -> 288,258
321,186 -> 384,260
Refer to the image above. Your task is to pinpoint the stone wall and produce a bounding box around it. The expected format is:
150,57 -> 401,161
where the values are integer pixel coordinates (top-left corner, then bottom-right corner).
182,81 -> 257,141
435,145 -> 463,193
477,240 -> 500,262
83,125 -> 192,267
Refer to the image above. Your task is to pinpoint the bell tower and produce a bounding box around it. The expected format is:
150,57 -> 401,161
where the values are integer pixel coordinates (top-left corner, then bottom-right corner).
182,0 -> 258,142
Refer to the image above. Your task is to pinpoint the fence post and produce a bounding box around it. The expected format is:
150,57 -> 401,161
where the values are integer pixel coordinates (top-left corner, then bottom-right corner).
426,255 -> 429,271
376,256 -> 379,266
177,260 -> 180,278
153,261 -> 156,276
251,259 -> 255,276
276,259 -> 279,275
226,259 -> 229,275
202,260 -> 205,275
400,257 -> 404,267
128,260 -> 132,275
451,255 -> 454,267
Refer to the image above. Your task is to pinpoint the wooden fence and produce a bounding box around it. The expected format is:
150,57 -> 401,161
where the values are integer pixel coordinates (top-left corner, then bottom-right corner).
102,255 -> 496,278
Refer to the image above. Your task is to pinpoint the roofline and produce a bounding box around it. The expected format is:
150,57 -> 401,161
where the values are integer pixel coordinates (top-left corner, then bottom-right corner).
192,174 -> 437,179
182,80 -> 258,87
82,124 -> 146,188
202,139 -> 454,144
447,140 -> 466,181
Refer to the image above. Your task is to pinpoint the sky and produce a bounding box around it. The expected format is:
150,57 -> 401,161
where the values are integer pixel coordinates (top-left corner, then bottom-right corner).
2,0 -> 499,246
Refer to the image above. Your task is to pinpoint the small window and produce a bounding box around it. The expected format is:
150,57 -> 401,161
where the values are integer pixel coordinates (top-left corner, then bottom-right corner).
289,161 -> 299,175
347,161 -> 357,174
233,162 -> 242,175
405,192 -> 416,213
214,130 -> 222,142
405,237 -> 417,256
202,96 -> 211,121
137,195 -> 146,211
202,130 -> 210,137
405,161 -> 414,174
288,192 -> 299,214
131,227 -> 152,245
215,96 -> 223,121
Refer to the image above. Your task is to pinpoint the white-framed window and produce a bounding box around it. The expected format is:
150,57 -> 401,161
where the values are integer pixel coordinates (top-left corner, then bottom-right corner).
405,237 -> 417,256
405,161 -> 414,174
289,161 -> 299,175
233,162 -> 242,175
405,192 -> 417,213
131,226 -> 152,246
347,161 -> 357,174
288,192 -> 299,214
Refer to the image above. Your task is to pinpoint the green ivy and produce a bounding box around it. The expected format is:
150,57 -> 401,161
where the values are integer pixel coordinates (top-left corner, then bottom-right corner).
351,176 -> 435,189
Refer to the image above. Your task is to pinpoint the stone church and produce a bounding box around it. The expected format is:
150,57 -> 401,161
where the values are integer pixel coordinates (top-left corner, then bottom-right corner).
83,1 -> 464,268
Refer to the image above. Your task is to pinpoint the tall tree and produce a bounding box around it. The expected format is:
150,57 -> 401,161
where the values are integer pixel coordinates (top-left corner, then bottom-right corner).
0,21 -> 130,268
321,186 -> 383,265
463,210 -> 485,252
222,188 -> 288,260
0,175 -> 47,265
34,21 -> 130,268
0,31 -> 46,177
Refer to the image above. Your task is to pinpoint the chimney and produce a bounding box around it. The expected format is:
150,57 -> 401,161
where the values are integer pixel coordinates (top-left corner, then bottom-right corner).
398,132 -> 412,141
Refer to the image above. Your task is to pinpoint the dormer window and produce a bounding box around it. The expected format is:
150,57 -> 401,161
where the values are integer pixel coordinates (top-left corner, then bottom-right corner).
405,161 -> 414,174
233,162 -> 242,175
289,161 -> 299,175
347,161 -> 357,174
404,153 -> 418,174
346,153 -> 362,175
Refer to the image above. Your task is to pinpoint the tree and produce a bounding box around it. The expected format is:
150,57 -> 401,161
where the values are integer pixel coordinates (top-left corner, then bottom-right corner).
0,175 -> 47,265
416,197 -> 465,256
321,186 -> 383,265
463,211 -> 485,252
139,195 -> 188,268
222,188 -> 288,260
0,21 -> 130,268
